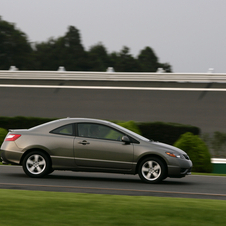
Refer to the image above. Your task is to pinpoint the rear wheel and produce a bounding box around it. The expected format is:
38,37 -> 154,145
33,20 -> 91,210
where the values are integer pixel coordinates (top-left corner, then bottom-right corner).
138,157 -> 166,183
22,151 -> 50,178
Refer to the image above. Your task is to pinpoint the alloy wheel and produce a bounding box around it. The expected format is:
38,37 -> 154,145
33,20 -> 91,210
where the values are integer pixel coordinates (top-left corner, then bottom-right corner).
141,160 -> 161,181
26,154 -> 46,175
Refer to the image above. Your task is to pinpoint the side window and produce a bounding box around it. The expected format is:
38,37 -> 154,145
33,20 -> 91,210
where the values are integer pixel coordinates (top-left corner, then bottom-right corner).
77,123 -> 124,141
50,124 -> 74,136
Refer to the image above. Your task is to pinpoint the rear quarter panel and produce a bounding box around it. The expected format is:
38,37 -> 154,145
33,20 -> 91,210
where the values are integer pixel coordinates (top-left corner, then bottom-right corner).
15,133 -> 75,169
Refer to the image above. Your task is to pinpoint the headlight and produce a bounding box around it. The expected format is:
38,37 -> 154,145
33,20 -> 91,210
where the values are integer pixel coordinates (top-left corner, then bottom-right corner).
166,152 -> 182,158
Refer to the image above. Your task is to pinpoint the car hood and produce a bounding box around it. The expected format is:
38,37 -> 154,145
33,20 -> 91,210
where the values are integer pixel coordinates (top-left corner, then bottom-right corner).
150,141 -> 187,155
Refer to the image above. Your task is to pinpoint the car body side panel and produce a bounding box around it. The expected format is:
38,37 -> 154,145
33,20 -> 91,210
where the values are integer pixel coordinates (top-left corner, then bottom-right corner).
74,137 -> 134,171
133,141 -> 192,177
4,133 -> 75,169
1,138 -> 23,164
133,142 -> 170,164
46,135 -> 75,169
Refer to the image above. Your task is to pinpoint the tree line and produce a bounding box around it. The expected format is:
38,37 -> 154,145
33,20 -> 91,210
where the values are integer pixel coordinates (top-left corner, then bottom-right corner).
0,16 -> 172,72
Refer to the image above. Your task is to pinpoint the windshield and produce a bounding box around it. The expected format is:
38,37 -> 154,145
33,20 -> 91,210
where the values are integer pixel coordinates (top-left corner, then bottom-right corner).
110,122 -> 150,142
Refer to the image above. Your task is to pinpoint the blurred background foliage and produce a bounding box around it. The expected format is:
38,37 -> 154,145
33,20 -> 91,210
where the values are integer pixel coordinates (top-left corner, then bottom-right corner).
0,16 -> 172,72
0,128 -> 7,145
202,131 -> 226,158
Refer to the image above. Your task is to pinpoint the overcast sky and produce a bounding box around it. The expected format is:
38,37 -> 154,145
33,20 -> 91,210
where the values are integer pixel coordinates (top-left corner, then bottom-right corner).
1,0 -> 226,73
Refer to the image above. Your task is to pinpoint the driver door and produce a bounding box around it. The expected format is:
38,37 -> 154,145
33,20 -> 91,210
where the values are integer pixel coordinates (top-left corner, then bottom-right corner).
74,123 -> 134,171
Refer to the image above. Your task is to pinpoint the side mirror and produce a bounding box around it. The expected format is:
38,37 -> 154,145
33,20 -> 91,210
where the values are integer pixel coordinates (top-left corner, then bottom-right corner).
121,136 -> 130,144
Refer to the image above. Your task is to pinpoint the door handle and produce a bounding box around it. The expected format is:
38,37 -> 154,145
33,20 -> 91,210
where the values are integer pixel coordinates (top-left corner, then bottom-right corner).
78,140 -> 90,145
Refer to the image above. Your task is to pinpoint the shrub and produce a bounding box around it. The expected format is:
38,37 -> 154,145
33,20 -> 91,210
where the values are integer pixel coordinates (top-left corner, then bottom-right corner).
0,116 -> 56,130
117,121 -> 141,135
210,132 -> 226,157
137,122 -> 200,145
174,132 -> 212,173
0,128 -> 8,146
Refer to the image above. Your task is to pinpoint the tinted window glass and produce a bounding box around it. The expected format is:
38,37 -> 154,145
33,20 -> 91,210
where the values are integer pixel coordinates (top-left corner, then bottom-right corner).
77,123 -> 124,141
50,124 -> 74,136
110,122 -> 149,142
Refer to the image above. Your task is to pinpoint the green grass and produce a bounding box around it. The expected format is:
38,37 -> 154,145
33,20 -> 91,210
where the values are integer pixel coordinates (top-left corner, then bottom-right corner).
0,189 -> 226,226
191,172 -> 226,176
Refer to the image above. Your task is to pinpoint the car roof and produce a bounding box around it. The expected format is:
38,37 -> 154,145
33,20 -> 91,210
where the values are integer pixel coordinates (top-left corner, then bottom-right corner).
29,118 -> 112,132
24,117 -> 149,142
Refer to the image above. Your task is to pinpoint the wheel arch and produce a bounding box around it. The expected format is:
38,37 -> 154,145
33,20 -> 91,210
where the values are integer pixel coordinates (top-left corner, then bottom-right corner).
20,148 -> 52,167
135,154 -> 168,175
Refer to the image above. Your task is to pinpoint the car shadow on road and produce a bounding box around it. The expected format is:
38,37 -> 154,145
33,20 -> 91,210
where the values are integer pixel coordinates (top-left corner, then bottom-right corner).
45,173 -> 192,185
6,172 -> 192,186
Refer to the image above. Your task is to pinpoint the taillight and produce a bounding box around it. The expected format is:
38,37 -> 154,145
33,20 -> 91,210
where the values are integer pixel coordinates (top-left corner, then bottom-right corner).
5,134 -> 21,141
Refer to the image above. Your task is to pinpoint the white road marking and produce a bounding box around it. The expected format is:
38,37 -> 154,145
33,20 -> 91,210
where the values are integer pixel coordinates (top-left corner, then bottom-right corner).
1,84 -> 226,91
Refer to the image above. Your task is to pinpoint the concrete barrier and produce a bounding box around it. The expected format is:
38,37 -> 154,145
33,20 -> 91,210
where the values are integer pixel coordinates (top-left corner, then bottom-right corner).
212,158 -> 226,174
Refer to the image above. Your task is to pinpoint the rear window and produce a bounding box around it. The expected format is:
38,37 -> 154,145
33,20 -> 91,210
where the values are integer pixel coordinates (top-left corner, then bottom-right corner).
50,124 -> 74,136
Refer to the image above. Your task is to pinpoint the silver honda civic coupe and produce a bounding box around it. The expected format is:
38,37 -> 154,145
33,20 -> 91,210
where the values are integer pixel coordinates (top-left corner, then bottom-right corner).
1,118 -> 192,183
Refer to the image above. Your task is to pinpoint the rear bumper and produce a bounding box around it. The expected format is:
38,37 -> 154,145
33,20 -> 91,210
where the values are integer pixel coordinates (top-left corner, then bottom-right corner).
1,150 -> 11,164
1,149 -> 21,165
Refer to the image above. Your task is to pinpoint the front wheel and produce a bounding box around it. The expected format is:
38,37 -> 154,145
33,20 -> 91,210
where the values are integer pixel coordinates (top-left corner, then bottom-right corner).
138,157 -> 166,183
22,151 -> 50,178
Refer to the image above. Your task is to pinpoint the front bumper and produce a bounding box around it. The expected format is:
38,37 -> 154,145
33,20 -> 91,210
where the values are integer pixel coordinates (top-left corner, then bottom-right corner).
168,160 -> 193,178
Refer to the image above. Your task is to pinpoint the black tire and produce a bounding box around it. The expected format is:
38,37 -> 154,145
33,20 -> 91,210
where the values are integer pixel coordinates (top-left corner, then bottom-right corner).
47,168 -> 54,175
22,151 -> 50,178
138,157 -> 166,184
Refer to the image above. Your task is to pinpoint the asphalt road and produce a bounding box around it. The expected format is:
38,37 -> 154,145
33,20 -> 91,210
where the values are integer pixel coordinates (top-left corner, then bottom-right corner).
0,165 -> 226,200
1,83 -> 226,133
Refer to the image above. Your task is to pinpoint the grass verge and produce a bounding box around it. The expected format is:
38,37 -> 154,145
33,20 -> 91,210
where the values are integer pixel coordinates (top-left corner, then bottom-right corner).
0,189 -> 226,226
191,172 -> 226,176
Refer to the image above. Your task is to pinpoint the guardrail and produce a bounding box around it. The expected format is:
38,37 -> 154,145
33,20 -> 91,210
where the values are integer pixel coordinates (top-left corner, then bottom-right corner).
1,70 -> 226,83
